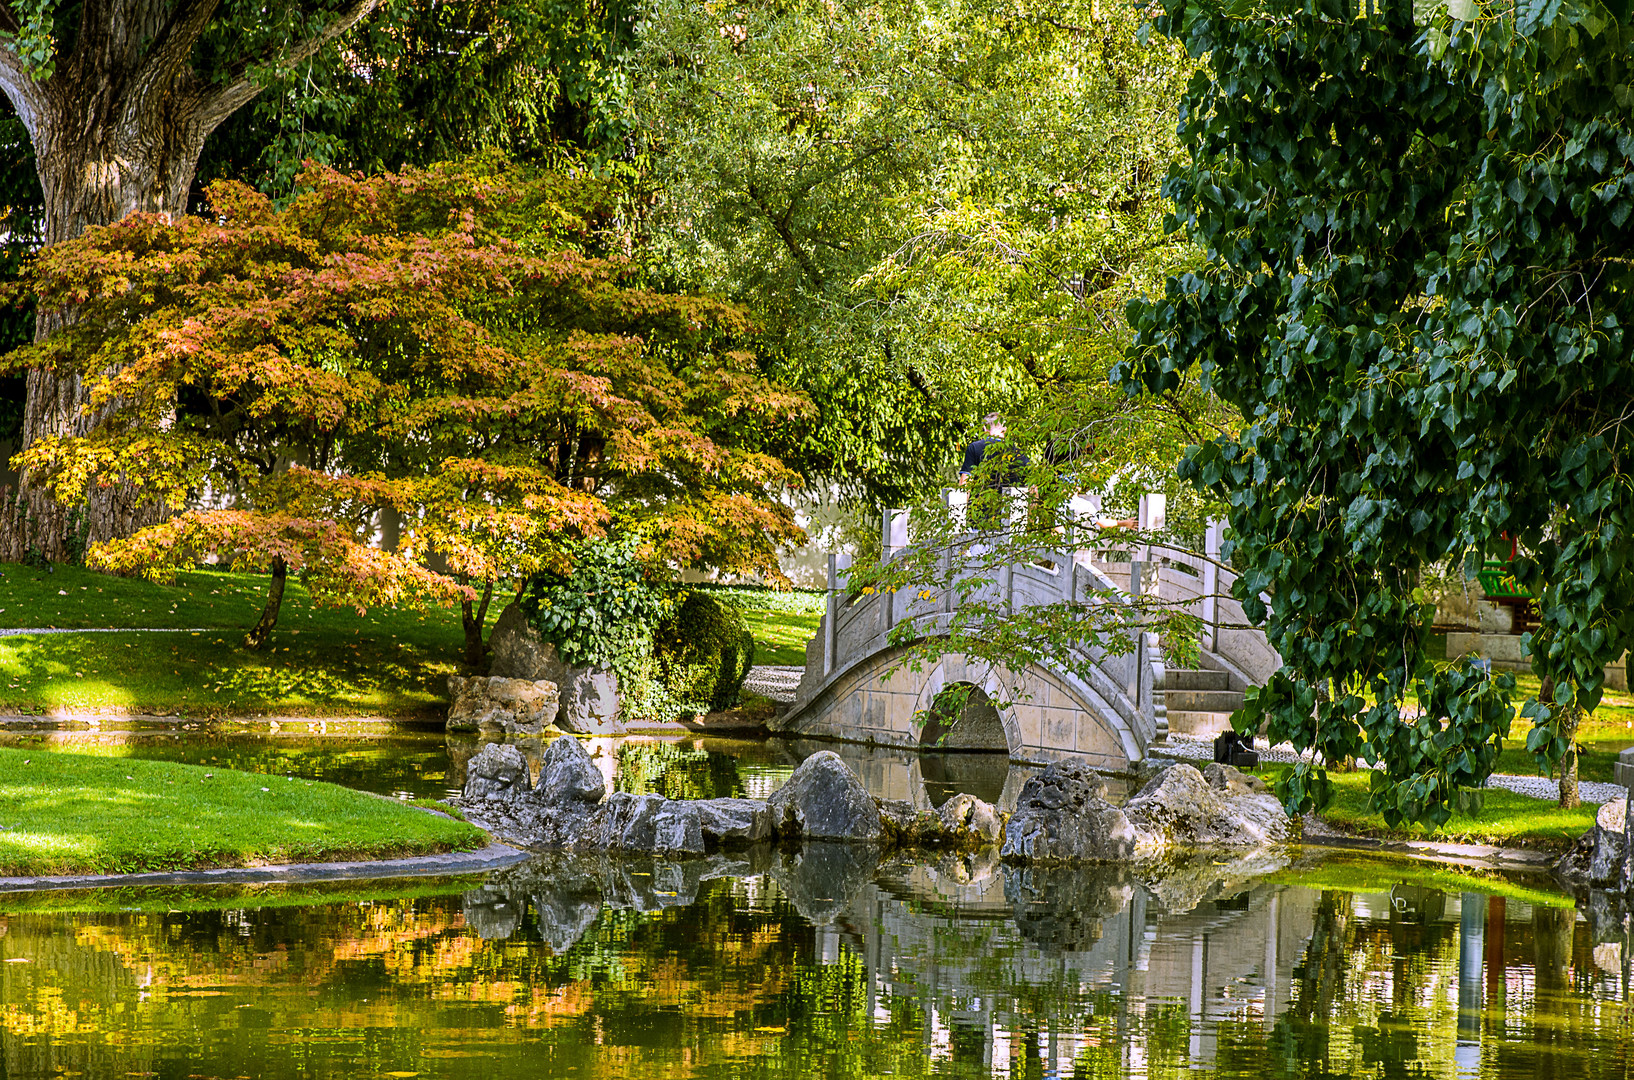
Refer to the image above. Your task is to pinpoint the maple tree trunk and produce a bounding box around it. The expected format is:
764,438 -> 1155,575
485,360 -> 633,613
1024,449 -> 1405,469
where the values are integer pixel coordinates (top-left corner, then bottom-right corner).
462,579 -> 495,668
244,557 -> 288,651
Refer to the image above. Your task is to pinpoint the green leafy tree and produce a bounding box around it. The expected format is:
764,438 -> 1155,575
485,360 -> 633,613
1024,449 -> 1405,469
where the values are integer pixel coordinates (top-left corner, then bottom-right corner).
4,158 -> 806,652
633,0 -> 1203,505
1123,0 -> 1634,817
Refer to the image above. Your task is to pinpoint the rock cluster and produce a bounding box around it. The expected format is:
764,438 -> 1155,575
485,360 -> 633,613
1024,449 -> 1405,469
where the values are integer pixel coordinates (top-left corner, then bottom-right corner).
459,739 -> 1295,867
997,760 -> 1289,865
458,737 -> 992,856
447,676 -> 561,734
488,603 -> 626,735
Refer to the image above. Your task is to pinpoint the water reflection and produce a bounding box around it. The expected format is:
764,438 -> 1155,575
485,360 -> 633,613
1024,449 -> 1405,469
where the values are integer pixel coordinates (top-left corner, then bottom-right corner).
0,720 -> 1041,809
0,855 -> 1627,1079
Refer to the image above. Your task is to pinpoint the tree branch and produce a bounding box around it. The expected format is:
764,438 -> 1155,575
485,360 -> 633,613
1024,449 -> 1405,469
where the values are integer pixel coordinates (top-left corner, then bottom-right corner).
0,39 -> 48,139
195,0 -> 383,134
127,0 -> 222,106
0,4 -> 20,36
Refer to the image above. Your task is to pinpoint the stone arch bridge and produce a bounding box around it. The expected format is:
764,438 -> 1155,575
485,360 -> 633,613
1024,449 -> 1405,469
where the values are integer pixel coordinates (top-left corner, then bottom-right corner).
771,503 -> 1279,773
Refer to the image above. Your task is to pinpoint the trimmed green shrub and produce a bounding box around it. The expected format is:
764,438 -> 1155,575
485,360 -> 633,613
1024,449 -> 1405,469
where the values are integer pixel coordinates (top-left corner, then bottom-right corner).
654,591 -> 756,713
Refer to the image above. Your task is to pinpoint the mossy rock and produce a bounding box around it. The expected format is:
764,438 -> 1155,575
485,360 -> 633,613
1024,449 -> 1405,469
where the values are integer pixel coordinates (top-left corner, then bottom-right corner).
654,591 -> 756,712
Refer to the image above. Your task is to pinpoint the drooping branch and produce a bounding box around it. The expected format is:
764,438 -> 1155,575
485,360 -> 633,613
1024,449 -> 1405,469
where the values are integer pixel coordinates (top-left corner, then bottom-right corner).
195,0 -> 383,133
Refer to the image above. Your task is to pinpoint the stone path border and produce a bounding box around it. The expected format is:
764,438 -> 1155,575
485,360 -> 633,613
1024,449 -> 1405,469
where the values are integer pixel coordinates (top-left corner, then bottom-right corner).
0,843 -> 532,893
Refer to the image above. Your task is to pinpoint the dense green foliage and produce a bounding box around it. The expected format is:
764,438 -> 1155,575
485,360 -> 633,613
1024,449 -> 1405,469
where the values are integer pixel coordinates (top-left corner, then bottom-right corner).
634,0 -> 1206,505
517,538 -> 671,673
653,590 -> 756,713
1124,0 -> 1634,819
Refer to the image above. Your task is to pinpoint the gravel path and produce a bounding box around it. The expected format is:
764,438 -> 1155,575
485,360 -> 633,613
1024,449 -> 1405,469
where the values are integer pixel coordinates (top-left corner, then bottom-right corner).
743,665 -> 803,704
1162,734 -> 1626,804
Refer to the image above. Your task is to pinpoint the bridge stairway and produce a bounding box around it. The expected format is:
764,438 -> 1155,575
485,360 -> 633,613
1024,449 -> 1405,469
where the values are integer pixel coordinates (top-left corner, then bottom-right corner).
1164,667 -> 1244,739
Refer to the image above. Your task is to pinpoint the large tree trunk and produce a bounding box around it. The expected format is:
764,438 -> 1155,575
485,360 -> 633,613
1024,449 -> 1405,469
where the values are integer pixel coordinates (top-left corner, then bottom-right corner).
244,556 -> 287,650
461,578 -> 495,668
0,0 -> 382,562
1538,674 -> 1582,809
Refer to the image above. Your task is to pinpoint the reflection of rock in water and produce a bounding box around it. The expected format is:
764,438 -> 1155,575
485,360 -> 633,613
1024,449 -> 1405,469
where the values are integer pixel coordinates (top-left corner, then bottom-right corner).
919,751 -> 1009,808
466,848 -> 775,948
461,885 -> 525,940
772,842 -> 883,925
1003,864 -> 1135,951
1136,849 -> 1291,914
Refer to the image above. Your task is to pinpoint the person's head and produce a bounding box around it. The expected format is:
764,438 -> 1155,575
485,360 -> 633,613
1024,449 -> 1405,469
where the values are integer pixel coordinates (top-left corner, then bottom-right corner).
983,412 -> 1004,437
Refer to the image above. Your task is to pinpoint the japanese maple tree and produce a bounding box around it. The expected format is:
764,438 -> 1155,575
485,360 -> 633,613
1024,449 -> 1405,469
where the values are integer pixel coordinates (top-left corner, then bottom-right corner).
3,158 -> 807,651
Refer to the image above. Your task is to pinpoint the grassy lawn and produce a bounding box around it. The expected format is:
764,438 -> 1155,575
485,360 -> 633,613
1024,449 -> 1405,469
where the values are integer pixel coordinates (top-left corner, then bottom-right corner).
0,747 -> 486,876
1304,768 -> 1597,851
1493,672 -> 1634,782
698,584 -> 824,666
0,563 -> 469,717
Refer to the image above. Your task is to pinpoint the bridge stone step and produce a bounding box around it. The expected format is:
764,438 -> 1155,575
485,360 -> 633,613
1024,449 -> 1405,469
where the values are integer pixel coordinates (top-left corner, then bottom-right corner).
1166,710 -> 1240,738
1164,668 -> 1231,692
1164,688 -> 1244,712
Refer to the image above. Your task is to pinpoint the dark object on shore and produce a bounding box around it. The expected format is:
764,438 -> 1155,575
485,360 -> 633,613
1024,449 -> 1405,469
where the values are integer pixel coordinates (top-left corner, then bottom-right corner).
1213,730 -> 1254,764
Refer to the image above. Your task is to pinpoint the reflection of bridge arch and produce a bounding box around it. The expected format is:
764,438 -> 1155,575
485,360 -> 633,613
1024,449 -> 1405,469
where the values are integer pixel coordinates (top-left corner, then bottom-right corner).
773,510 -> 1280,771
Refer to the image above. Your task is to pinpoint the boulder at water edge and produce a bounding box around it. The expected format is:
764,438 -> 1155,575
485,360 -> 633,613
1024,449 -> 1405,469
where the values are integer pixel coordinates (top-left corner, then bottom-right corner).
1123,762 -> 1289,850
1557,798 -> 1630,890
463,743 -> 531,802
447,675 -> 561,734
490,603 -> 626,735
536,734 -> 607,805
767,750 -> 885,842
555,666 -> 626,735
999,760 -> 1137,863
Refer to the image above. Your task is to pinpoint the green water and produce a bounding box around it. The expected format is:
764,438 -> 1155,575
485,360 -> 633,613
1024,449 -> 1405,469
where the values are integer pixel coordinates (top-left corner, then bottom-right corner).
0,854 -> 1626,1079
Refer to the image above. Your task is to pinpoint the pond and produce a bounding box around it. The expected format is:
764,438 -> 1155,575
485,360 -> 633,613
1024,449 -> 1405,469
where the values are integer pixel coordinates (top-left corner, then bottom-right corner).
0,718 -> 1042,808
0,851 -> 1624,1079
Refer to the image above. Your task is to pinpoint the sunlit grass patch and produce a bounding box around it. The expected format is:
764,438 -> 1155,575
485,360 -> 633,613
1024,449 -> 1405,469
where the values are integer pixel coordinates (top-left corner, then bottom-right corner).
1305,769 -> 1596,852
0,747 -> 485,876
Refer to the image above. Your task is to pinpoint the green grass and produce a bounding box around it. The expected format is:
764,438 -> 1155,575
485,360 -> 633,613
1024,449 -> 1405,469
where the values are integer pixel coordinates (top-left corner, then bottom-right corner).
0,563 -> 468,716
0,747 -> 486,876
1307,768 -> 1596,851
1267,852 -> 1573,907
697,584 -> 825,666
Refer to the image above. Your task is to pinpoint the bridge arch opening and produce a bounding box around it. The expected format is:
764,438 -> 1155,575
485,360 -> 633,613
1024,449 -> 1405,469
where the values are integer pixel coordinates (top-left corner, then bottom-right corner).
918,682 -> 1010,807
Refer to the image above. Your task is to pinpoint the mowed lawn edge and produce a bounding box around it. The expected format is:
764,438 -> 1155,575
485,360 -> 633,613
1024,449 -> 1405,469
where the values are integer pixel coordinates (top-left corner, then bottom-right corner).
0,747 -> 488,876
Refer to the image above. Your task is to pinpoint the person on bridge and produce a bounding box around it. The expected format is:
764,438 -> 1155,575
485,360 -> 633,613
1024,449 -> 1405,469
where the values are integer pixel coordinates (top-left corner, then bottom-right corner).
959,413 -> 1029,530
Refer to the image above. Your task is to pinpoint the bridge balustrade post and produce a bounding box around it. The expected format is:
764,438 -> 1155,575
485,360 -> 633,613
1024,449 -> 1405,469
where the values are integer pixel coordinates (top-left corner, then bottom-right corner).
881,508 -> 909,560
1202,519 -> 1225,652
825,554 -> 838,677
1129,560 -> 1145,702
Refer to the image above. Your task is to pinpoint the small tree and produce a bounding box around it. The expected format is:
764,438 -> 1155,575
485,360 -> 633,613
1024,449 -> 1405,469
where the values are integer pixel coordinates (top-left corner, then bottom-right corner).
6,158 -> 807,650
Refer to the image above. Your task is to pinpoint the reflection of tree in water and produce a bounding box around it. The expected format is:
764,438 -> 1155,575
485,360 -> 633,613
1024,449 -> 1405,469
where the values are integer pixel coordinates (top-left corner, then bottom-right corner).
612,740 -> 742,799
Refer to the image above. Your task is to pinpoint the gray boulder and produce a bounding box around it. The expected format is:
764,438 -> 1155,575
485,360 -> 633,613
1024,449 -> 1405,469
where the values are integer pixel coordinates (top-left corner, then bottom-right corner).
595,793 -> 707,855
1000,761 -> 1137,863
555,666 -> 626,735
937,793 -> 1003,847
696,798 -> 774,845
767,751 -> 885,842
489,602 -> 559,681
1558,798 -> 1632,890
463,742 -> 531,802
1124,762 -> 1289,851
536,735 -> 607,805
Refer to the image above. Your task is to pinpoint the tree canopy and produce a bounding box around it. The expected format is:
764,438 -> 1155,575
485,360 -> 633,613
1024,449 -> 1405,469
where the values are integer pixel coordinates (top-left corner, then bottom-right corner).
1124,0 -> 1634,819
3,159 -> 805,647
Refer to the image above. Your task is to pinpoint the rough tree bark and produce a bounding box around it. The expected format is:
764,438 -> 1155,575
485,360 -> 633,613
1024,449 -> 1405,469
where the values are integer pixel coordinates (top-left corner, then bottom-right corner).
462,578 -> 495,667
243,555 -> 287,650
1538,674 -> 1582,809
0,0 -> 382,561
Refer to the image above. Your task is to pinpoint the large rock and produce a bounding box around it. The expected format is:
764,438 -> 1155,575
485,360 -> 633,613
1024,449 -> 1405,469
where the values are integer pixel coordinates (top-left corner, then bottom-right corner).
1123,763 -> 1289,850
555,666 -> 626,735
767,751 -> 885,842
1558,800 -> 1633,890
937,793 -> 1004,847
594,793 -> 707,855
489,602 -> 560,681
696,798 -> 774,845
490,602 -> 625,734
999,761 -> 1137,863
536,735 -> 607,805
462,742 -> 531,802
447,675 -> 560,734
